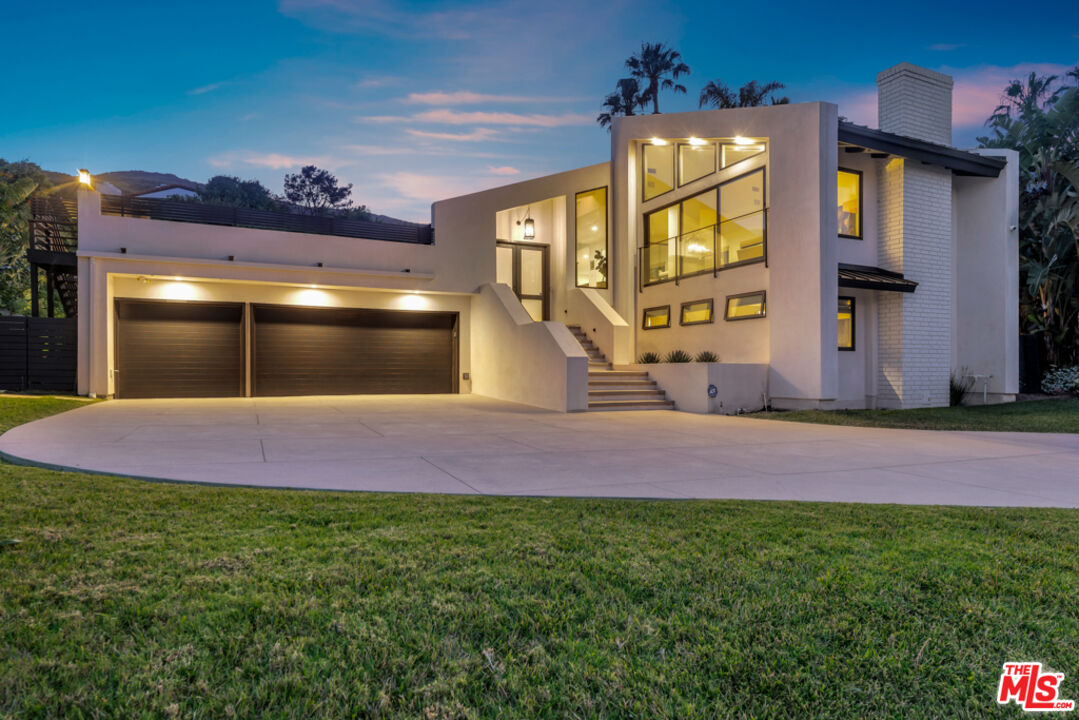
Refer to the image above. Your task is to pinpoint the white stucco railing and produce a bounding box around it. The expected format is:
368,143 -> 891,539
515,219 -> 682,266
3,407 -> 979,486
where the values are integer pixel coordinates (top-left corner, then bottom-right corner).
567,288 -> 632,366
470,283 -> 589,412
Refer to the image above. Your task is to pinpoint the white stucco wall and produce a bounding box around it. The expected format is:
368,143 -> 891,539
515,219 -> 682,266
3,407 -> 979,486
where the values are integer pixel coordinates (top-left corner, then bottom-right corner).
952,148 -> 1019,402
631,362 -> 768,414
611,102 -> 838,408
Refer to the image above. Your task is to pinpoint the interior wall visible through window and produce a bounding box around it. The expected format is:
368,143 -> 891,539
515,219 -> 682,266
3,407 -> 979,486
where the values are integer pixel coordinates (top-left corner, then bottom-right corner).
575,187 -> 608,288
837,168 -> 862,238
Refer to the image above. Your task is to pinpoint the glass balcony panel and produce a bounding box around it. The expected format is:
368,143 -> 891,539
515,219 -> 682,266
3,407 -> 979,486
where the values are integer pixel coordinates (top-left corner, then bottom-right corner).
679,226 -> 715,276
719,211 -> 765,267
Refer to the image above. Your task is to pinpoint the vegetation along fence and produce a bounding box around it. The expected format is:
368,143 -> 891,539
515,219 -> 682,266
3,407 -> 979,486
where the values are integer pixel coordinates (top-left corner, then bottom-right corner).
0,317 -> 77,392
100,195 -> 434,245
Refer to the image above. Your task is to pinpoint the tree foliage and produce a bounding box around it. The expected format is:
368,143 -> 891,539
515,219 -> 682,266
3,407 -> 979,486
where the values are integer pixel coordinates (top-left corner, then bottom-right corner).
979,68 -> 1079,365
198,175 -> 279,210
699,79 -> 790,109
0,159 -> 50,315
597,78 -> 645,130
625,42 -> 690,115
283,165 -> 354,215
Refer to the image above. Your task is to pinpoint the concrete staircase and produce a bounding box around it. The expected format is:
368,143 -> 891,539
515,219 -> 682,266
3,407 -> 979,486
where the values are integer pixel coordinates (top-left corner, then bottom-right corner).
567,325 -> 674,411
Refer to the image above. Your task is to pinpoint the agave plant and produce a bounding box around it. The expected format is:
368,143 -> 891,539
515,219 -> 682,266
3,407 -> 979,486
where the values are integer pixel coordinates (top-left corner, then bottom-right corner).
665,349 -> 692,363
695,350 -> 719,363
637,351 -> 661,364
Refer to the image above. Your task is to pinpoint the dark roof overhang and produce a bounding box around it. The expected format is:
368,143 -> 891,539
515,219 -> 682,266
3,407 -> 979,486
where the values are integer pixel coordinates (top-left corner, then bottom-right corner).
838,122 -> 1007,178
838,263 -> 918,293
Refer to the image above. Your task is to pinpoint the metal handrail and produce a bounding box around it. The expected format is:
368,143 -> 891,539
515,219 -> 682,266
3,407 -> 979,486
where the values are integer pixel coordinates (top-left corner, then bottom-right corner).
639,209 -> 767,288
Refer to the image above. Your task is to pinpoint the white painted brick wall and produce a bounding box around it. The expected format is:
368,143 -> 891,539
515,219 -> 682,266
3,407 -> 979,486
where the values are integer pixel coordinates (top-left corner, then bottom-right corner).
877,63 -> 954,146
876,159 -> 953,408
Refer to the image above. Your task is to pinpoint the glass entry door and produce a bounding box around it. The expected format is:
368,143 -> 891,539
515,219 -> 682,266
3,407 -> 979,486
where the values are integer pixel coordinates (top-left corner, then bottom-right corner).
496,241 -> 549,321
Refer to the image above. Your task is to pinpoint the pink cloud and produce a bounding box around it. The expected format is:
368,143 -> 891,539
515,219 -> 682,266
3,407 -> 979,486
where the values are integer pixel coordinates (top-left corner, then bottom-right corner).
413,108 -> 592,127
406,91 -> 538,105
405,127 -> 500,142
486,165 -> 520,176
207,151 -> 338,170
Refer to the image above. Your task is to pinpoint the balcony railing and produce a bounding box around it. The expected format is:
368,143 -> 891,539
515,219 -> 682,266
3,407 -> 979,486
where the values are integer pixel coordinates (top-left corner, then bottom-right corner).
100,195 -> 434,245
639,210 -> 767,288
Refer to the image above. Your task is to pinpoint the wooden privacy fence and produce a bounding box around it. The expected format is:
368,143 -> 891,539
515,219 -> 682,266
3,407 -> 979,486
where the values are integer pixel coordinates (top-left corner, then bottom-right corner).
0,317 -> 77,392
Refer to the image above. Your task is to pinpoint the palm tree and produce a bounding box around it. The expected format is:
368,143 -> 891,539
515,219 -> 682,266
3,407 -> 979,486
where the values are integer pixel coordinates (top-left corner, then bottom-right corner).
980,69 -> 1079,366
699,79 -> 789,109
596,78 -> 644,130
624,42 -> 690,115
990,72 -> 1066,122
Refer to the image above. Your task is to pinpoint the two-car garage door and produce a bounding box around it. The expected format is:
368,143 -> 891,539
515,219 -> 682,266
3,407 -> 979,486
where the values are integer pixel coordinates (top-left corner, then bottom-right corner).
115,300 -> 457,399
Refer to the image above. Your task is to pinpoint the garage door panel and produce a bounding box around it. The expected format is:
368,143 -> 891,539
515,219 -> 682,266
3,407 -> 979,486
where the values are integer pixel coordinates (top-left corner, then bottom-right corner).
253,306 -> 456,397
116,301 -> 244,399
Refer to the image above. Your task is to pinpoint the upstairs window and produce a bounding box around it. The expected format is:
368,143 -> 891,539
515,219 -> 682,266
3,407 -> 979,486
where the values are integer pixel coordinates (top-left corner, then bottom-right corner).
725,291 -> 766,320
678,142 -> 716,186
642,143 -> 675,200
838,168 -> 862,238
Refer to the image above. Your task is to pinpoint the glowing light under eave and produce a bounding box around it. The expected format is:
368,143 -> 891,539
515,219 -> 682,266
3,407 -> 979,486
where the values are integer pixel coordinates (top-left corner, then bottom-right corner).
732,136 -> 754,145
399,293 -> 429,311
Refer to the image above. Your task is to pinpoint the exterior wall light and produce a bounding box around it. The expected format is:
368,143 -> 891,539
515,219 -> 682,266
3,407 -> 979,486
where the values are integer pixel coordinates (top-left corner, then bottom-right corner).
517,206 -> 535,239
688,137 -> 707,146
649,137 -> 668,145
77,169 -> 92,187
732,136 -> 754,145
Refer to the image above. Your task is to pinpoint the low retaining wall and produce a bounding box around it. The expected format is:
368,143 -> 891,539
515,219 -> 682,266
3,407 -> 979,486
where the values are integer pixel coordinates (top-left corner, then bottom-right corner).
628,362 -> 769,414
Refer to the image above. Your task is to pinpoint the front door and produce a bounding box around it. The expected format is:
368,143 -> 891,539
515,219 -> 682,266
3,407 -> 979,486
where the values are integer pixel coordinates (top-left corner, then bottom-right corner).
496,241 -> 549,321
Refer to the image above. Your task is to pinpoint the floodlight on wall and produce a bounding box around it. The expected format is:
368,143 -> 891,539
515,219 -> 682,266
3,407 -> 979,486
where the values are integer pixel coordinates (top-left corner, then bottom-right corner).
687,137 -> 707,146
77,169 -> 92,187
649,137 -> 668,145
732,136 -> 754,145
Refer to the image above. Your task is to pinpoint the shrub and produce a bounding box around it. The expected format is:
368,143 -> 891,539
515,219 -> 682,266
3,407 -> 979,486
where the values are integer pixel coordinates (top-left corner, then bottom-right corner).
949,370 -> 974,407
1042,366 -> 1079,395
665,349 -> 693,363
695,350 -> 719,363
637,351 -> 661,364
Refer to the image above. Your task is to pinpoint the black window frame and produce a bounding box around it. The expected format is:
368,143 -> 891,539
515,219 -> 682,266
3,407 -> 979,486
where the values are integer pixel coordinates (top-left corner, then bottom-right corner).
724,291 -> 767,321
642,305 -> 671,330
641,142 -> 676,202
680,298 -> 714,326
574,185 -> 609,289
837,167 -> 863,240
838,296 -> 856,351
677,142 -> 717,187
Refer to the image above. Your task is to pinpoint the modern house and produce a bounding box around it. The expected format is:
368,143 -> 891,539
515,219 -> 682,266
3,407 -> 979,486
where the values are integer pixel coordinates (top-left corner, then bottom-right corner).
65,62 -> 1018,412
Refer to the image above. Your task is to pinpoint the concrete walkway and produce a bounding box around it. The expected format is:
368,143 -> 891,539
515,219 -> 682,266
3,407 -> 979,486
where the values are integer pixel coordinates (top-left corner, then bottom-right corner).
1,395 -> 1077,507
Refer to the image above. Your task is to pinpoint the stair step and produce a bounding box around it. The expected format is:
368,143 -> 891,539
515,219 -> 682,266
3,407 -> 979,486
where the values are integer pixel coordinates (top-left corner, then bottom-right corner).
589,369 -> 649,378
588,399 -> 675,411
589,380 -> 658,390
588,389 -> 667,401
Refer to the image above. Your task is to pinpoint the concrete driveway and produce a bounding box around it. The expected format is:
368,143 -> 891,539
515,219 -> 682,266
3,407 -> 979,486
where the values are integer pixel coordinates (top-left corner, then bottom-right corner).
1,395 -> 1077,507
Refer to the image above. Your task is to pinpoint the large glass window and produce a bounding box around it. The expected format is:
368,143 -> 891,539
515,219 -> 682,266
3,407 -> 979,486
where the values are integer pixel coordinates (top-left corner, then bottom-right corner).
575,187 -> 608,288
642,143 -> 675,200
642,305 -> 671,329
838,168 -> 862,238
719,169 -> 766,267
725,291 -> 766,320
679,143 -> 716,186
838,297 -> 855,350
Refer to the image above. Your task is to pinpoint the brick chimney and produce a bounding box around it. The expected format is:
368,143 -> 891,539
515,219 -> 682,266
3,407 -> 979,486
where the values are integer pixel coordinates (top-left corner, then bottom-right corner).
876,62 -> 953,146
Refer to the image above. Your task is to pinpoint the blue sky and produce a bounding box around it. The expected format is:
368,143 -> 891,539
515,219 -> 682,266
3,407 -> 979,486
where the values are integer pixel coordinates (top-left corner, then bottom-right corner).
1,0 -> 1076,220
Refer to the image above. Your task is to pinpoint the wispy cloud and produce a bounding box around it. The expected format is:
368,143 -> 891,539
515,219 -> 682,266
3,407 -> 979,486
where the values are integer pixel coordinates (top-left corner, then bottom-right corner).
188,81 -> 230,95
354,74 -> 403,89
406,91 -> 556,105
405,128 -> 500,142
413,108 -> 592,127
208,151 -> 339,170
486,166 -> 520,176
278,0 -> 483,40
928,43 -> 964,52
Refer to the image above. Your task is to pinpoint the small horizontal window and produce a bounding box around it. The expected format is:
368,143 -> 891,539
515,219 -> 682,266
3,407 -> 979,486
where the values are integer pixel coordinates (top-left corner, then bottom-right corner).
725,292 -> 766,321
642,305 -> 671,329
838,297 -> 855,350
680,299 -> 714,326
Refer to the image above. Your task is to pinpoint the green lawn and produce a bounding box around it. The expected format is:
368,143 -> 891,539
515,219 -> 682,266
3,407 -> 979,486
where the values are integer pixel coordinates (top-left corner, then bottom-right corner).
0,394 -> 98,435
2,397 -> 1078,718
752,397 -> 1079,432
